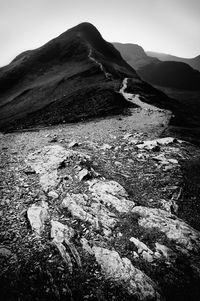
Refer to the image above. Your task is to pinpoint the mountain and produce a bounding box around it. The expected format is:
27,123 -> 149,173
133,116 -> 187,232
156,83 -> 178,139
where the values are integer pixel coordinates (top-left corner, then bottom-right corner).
113,42 -> 159,70
0,23 -> 140,131
138,61 -> 200,90
147,51 -> 200,72
113,42 -> 200,90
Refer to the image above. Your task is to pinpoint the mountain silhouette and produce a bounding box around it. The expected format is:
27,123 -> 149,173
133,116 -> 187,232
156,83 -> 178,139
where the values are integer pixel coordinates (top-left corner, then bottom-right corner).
147,51 -> 200,72
0,23 -> 140,130
113,42 -> 159,70
138,61 -> 200,90
114,43 -> 200,90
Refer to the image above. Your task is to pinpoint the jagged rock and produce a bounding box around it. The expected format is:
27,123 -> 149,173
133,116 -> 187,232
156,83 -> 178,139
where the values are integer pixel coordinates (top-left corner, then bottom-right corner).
62,193 -> 117,232
48,190 -> 59,199
26,145 -> 90,191
132,206 -> 200,253
78,168 -> 90,181
137,137 -> 179,151
62,193 -> 95,225
88,179 -> 135,213
159,199 -> 178,213
153,154 -> 178,165
51,220 -> 81,271
68,140 -> 79,148
27,201 -> 48,236
155,242 -> 174,261
80,238 -> 94,255
130,237 -> 154,262
51,220 -> 75,244
101,144 -> 113,150
93,247 -> 161,300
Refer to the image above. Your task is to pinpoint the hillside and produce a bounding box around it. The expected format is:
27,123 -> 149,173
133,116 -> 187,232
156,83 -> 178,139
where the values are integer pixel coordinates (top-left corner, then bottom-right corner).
113,43 -> 200,90
0,23 -> 140,131
113,42 -> 159,70
138,61 -> 200,90
147,51 -> 200,72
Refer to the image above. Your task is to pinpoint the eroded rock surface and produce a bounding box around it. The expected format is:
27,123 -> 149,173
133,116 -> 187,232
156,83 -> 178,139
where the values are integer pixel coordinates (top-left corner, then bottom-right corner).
132,206 -> 200,253
88,179 -> 135,213
26,145 -> 90,191
93,247 -> 161,300
27,201 -> 48,236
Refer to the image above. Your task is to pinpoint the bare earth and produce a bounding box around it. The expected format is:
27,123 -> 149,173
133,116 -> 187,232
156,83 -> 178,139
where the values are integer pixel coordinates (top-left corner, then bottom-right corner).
1,99 -> 200,301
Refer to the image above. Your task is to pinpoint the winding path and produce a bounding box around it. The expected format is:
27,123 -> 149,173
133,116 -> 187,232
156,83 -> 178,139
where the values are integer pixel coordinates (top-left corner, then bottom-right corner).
120,78 -> 167,112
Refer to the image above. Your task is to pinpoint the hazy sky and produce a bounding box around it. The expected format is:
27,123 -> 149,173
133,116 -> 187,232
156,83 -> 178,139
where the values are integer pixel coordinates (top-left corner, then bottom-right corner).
0,0 -> 200,66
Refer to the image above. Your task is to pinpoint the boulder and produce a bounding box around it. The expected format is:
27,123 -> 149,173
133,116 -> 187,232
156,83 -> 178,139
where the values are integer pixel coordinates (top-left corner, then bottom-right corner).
93,247 -> 161,300
88,179 -> 135,213
132,206 -> 200,253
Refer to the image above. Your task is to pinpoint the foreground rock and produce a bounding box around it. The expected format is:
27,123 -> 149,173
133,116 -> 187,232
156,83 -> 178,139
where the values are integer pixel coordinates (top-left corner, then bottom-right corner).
62,193 -> 117,234
26,145 -> 90,191
132,206 -> 200,254
137,137 -> 180,150
27,201 -> 48,236
51,220 -> 81,272
93,247 -> 161,300
88,179 -> 135,213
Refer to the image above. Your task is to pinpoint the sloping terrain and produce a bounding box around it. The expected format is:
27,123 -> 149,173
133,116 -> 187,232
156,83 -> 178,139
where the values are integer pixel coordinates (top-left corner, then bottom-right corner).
113,42 -> 200,90
147,51 -> 200,72
1,92 -> 200,301
0,23 -> 139,131
138,61 -> 200,90
113,42 -> 159,70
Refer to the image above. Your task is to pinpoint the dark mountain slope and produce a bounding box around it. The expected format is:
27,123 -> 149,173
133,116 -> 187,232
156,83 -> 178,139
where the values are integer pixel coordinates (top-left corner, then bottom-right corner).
113,42 -> 159,70
0,23 -> 139,131
138,61 -> 200,90
113,43 -> 200,90
147,51 -> 200,72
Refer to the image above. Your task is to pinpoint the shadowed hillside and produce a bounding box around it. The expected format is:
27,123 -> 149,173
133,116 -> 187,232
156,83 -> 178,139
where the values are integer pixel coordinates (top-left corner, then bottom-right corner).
138,61 -> 200,90
113,42 -> 159,69
114,43 -> 200,90
0,23 -> 139,131
147,51 -> 200,72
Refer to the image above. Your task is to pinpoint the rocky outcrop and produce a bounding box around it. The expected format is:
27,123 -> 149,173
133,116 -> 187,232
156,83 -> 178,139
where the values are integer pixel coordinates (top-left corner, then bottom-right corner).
132,206 -> 200,254
26,145 -> 90,191
88,179 -> 135,213
51,220 -> 81,272
27,201 -> 48,236
93,247 -> 161,300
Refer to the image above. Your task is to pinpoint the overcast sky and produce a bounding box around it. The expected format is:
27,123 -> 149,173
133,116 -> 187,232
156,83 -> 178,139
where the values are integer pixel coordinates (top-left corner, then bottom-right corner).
0,0 -> 200,67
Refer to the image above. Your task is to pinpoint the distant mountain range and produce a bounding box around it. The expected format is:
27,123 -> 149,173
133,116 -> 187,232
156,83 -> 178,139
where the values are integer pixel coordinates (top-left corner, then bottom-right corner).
147,51 -> 200,72
113,42 -> 159,70
114,43 -> 200,90
0,23 -> 173,131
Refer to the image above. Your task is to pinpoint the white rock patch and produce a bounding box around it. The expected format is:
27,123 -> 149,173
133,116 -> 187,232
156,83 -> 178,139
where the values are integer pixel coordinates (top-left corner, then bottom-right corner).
93,247 -> 161,300
27,201 -> 48,236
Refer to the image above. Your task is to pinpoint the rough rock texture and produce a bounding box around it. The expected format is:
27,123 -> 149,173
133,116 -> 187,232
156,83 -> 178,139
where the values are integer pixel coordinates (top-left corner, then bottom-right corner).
62,193 -> 117,233
93,247 -> 161,300
27,201 -> 48,236
26,145 -> 90,191
132,206 -> 200,253
51,220 -> 75,244
88,179 -> 135,213
137,137 -> 180,150
130,237 -> 154,262
51,220 -> 81,272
